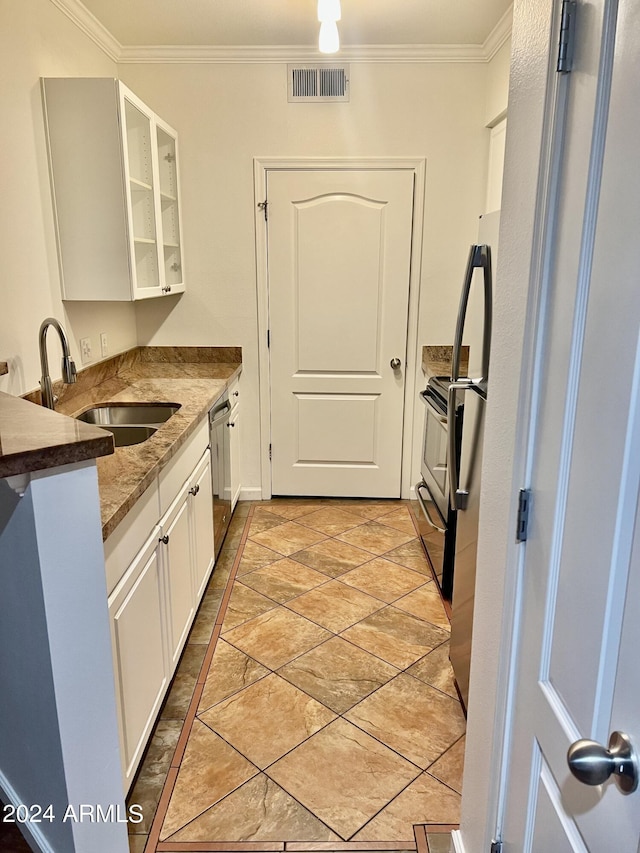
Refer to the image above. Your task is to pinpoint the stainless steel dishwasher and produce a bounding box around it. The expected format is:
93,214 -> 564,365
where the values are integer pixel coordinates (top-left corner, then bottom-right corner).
209,393 -> 232,557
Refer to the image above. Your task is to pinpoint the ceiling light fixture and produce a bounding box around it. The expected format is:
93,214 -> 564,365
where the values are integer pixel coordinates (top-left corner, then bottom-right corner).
319,20 -> 340,54
317,0 -> 341,22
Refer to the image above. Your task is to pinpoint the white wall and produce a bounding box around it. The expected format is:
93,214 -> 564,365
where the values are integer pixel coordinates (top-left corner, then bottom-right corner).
122,61 -> 491,495
0,0 -> 138,399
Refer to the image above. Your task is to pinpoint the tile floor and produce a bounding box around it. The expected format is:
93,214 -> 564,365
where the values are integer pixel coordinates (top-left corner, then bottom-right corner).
127,499 -> 465,853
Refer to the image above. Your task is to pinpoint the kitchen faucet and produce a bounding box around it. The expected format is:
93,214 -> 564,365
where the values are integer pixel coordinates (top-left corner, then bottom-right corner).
38,317 -> 77,409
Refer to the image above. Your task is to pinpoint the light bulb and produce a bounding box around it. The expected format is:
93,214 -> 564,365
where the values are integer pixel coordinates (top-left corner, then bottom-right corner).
317,0 -> 341,22
319,20 -> 340,53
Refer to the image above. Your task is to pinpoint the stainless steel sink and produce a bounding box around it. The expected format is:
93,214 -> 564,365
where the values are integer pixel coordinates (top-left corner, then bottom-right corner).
76,403 -> 180,447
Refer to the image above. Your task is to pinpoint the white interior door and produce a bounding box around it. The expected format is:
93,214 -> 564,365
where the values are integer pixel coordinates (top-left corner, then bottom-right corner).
501,0 -> 640,849
267,168 -> 415,497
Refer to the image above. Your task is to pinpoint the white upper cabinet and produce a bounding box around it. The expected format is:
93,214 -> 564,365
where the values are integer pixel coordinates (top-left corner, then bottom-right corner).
42,77 -> 185,301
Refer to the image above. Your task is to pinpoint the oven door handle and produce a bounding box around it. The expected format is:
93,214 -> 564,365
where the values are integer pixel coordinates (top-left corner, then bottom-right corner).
415,481 -> 446,533
447,379 -> 473,511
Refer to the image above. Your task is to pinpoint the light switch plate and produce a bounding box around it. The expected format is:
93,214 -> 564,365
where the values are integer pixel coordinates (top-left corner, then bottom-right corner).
80,337 -> 92,364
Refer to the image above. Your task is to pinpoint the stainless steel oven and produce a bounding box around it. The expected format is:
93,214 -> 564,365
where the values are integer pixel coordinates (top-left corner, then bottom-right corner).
415,379 -> 462,600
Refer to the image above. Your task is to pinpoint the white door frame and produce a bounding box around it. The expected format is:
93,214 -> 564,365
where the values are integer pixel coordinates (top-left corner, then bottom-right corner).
253,157 -> 426,500
455,1 -> 586,851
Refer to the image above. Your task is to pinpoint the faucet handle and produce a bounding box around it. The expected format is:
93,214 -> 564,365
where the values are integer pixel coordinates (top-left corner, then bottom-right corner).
61,355 -> 77,384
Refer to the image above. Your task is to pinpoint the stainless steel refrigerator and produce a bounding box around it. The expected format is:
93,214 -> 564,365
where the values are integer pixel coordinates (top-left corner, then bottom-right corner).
448,210 -> 499,709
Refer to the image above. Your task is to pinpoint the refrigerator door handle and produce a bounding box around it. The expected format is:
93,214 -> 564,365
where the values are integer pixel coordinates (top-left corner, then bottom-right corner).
451,244 -> 493,389
447,379 -> 472,511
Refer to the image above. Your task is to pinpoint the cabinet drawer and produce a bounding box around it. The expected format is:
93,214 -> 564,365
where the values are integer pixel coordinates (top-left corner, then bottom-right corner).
104,479 -> 160,596
158,417 -> 209,514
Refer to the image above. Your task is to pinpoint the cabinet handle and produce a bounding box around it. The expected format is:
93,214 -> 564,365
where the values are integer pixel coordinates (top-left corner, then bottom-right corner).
162,285 -> 172,294
233,390 -> 239,397
159,534 -> 169,545
227,421 -> 236,428
189,484 -> 200,497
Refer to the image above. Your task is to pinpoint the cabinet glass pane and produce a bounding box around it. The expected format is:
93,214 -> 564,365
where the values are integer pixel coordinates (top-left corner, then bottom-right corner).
124,100 -> 154,187
164,247 -> 182,286
134,242 -> 160,290
157,128 -> 177,198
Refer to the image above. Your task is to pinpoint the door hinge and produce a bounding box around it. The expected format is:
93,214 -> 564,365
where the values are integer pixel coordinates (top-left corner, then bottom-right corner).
490,841 -> 503,853
557,0 -> 577,73
516,488 -> 531,542
269,443 -> 272,460
258,199 -> 268,221
267,329 -> 271,348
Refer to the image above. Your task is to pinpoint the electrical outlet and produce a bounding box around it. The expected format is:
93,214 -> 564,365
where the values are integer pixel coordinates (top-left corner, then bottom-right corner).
80,337 -> 92,364
100,333 -> 108,357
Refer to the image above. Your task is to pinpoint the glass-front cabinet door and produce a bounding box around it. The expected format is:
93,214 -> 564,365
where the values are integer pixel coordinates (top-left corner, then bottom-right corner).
122,94 -> 161,296
119,84 -> 185,300
156,122 -> 184,293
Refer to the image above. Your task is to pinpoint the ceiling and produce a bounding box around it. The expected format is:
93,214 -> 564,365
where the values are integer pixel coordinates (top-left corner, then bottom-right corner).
78,0 -> 513,49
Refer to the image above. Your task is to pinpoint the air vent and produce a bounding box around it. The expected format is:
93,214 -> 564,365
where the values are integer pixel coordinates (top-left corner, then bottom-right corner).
287,64 -> 349,102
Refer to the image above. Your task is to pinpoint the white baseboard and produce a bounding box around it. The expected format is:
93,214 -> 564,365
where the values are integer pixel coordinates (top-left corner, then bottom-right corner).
451,829 -> 467,853
238,486 -> 263,501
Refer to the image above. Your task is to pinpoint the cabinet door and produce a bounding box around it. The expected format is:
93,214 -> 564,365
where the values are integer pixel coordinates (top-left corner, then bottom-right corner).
229,401 -> 241,511
119,85 -> 164,300
108,529 -> 167,788
156,117 -> 185,296
191,451 -> 215,602
161,487 -> 195,671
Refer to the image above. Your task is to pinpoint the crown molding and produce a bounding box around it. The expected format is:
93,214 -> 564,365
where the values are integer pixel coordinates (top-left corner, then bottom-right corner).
117,43 -> 490,64
51,0 -> 513,65
483,4 -> 514,61
49,0 -> 121,62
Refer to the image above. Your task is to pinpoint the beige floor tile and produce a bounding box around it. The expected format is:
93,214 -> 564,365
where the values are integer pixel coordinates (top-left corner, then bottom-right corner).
384,539 -> 433,575
127,720 -> 182,834
168,775 -> 341,842
351,773 -> 460,841
279,636 -> 398,713
287,580 -> 384,633
248,511 -> 286,535
200,673 -> 335,768
161,643 -> 207,720
160,719 -> 258,840
128,835 -> 148,853
345,673 -> 466,768
339,558 -> 427,603
341,607 -> 450,669
429,736 -> 466,794
240,557 -> 328,603
295,506 -> 367,536
223,607 -> 331,669
267,718 -> 420,840
198,639 -> 269,713
294,538 -> 374,578
236,540 -> 282,576
407,642 -> 458,699
394,584 -> 451,631
250,521 -> 328,556
376,506 -> 419,536
220,582 -> 277,631
332,501 -> 399,520
257,502 -> 321,520
337,522 -> 415,556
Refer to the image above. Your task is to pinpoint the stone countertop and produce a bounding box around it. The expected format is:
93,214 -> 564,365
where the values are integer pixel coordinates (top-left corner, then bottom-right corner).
56,358 -> 241,541
0,391 -> 114,479
422,345 -> 470,380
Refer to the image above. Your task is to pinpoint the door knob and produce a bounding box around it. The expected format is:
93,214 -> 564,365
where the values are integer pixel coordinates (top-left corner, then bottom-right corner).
390,358 -> 402,370
567,731 -> 638,793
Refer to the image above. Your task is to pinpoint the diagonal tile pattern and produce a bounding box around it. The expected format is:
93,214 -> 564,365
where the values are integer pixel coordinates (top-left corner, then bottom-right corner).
136,499 -> 465,853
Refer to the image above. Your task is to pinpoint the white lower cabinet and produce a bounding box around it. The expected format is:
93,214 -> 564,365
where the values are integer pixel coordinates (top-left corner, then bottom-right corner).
228,380 -> 241,511
107,438 -> 216,791
161,484 -> 195,671
109,528 -> 167,785
191,452 -> 215,601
